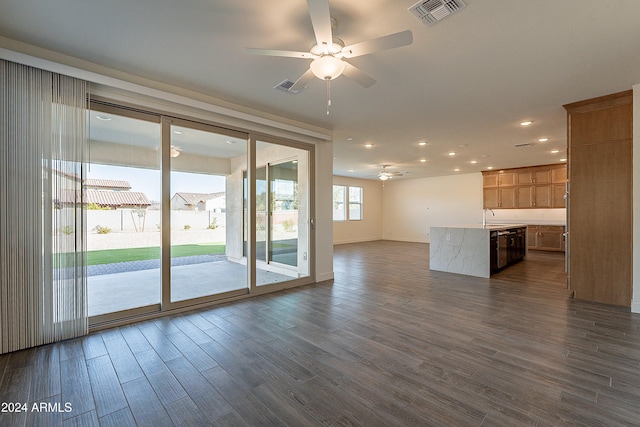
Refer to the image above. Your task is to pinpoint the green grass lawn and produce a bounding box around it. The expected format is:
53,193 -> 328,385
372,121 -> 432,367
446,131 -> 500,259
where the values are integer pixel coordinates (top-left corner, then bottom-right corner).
55,243 -> 226,266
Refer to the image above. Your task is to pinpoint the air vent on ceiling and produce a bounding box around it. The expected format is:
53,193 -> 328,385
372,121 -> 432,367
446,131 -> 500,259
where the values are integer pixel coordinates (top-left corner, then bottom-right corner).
274,79 -> 306,95
408,0 -> 466,26
514,142 -> 534,148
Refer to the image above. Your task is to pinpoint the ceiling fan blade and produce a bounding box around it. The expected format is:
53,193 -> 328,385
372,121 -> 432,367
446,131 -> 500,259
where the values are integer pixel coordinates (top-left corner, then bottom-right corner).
307,0 -> 333,47
341,30 -> 413,58
342,61 -> 377,88
290,68 -> 315,92
244,48 -> 314,59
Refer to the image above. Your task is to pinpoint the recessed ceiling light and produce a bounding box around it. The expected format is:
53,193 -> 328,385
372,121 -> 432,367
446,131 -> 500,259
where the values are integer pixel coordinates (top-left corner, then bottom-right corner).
348,169 -> 354,172
418,142 -> 428,146
560,158 -> 567,162
364,143 -> 373,148
454,168 -> 460,172
347,137 -> 353,141
458,144 -> 468,148
448,152 -> 456,156
538,137 -> 549,142
173,130 -> 183,135
420,159 -> 427,163
550,149 -> 560,154
486,166 -> 494,170
95,115 -> 111,121
470,160 -> 478,164
520,120 -> 533,126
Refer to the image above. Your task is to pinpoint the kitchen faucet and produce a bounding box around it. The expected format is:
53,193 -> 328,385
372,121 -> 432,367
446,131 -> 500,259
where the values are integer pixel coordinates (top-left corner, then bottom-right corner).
483,208 -> 495,227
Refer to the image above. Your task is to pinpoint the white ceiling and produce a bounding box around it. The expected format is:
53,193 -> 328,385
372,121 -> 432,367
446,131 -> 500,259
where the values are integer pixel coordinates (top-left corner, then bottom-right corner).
1,0 -> 640,180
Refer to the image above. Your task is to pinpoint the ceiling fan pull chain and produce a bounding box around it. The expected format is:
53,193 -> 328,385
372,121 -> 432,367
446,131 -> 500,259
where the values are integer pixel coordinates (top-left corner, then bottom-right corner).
326,77 -> 331,115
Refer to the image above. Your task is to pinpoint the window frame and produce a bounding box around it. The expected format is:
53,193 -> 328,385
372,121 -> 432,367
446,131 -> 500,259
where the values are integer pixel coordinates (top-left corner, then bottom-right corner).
332,184 -> 346,222
333,184 -> 363,221
348,186 -> 363,221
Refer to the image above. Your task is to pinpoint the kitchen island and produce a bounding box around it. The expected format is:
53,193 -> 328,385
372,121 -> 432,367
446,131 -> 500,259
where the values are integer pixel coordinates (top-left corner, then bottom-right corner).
429,224 -> 527,278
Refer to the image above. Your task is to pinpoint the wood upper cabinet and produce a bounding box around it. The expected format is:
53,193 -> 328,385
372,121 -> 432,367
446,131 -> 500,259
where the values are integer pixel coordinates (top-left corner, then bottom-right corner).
483,173 -> 499,187
483,171 -> 517,208
484,186 -> 516,209
498,172 -> 516,186
517,168 -> 551,185
483,163 -> 566,209
498,186 -> 516,209
552,183 -> 566,208
551,166 -> 567,183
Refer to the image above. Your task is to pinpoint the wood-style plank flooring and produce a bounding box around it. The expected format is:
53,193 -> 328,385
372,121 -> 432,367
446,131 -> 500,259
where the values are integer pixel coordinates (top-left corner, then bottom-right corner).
2,241 -> 640,426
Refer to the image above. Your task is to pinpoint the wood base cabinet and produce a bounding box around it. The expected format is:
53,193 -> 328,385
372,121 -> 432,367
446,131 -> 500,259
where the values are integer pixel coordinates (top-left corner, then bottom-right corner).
527,225 -> 565,252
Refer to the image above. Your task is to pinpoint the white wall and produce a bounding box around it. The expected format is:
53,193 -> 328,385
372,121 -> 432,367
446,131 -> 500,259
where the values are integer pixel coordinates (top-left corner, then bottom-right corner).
633,83 -> 640,313
381,173 -> 483,243
315,141 -> 334,281
378,172 -> 567,244
333,176 -> 383,244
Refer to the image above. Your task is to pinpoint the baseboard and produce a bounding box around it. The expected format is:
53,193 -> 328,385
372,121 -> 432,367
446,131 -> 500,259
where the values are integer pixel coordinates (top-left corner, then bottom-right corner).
316,271 -> 334,282
333,237 -> 382,245
631,300 -> 640,314
382,237 -> 429,244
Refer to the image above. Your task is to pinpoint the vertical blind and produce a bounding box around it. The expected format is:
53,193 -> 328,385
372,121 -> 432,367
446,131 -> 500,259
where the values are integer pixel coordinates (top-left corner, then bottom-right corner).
1,59 -> 88,354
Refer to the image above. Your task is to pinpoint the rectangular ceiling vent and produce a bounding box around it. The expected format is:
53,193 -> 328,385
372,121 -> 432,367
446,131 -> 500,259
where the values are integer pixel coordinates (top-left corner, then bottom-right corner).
274,79 -> 306,95
514,142 -> 534,148
408,0 -> 466,26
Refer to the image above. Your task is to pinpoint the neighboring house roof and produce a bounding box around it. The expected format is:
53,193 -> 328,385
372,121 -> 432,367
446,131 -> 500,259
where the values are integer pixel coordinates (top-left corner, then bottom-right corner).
172,192 -> 225,206
86,189 -> 149,207
84,179 -> 132,190
51,168 -> 81,181
58,189 -> 150,207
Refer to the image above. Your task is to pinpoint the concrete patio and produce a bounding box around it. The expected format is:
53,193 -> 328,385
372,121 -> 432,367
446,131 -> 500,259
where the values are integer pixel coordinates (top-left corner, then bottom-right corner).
87,255 -> 295,317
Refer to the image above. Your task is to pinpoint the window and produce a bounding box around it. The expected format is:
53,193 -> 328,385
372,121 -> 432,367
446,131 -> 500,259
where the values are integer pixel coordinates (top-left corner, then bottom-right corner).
349,186 -> 363,220
333,185 -> 363,221
333,185 -> 346,221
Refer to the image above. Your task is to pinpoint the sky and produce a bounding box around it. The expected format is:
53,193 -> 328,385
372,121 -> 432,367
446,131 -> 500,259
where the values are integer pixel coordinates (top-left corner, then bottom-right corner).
88,164 -> 226,202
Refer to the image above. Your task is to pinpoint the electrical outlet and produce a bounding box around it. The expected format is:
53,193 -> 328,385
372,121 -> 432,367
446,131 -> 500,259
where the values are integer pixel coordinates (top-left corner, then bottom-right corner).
446,234 -> 451,241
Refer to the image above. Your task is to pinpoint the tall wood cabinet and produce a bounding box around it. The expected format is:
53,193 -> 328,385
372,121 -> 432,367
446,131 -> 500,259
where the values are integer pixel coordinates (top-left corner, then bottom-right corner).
564,90 -> 633,307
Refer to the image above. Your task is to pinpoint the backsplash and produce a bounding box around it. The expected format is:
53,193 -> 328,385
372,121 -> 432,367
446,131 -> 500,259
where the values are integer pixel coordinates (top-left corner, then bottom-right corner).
485,208 -> 566,225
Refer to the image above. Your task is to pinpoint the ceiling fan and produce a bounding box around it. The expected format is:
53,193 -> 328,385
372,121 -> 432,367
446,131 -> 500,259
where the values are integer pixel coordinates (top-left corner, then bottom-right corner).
378,165 -> 404,181
245,0 -> 413,113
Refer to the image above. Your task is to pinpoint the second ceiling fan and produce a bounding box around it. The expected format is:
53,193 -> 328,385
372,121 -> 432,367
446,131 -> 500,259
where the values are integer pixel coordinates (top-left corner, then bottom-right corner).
245,0 -> 413,113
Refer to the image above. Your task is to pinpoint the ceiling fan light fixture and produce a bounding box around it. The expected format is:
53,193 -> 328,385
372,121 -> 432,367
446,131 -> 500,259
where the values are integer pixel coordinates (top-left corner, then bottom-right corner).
310,55 -> 345,80
379,174 -> 390,181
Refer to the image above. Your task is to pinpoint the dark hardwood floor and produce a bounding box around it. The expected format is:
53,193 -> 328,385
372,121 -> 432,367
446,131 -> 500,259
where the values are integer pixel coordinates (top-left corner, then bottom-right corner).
2,241 -> 640,426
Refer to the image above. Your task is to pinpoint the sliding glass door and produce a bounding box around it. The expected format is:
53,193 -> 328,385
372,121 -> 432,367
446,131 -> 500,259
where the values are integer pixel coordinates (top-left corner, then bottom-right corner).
87,102 -> 314,325
87,106 -> 162,318
168,120 -> 248,305
243,140 -> 311,287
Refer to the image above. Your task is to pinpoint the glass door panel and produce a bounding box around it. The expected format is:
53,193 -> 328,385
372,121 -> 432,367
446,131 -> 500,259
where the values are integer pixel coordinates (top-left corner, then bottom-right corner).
255,141 -> 310,287
256,166 -> 267,262
86,107 -> 161,318
169,123 -> 247,303
269,160 -> 298,267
